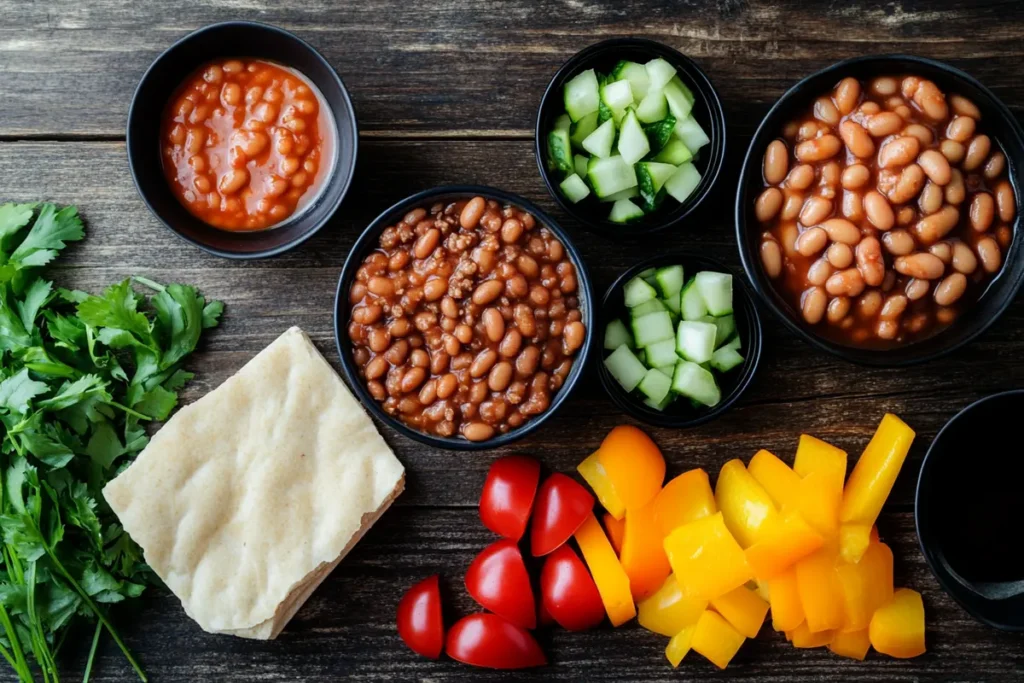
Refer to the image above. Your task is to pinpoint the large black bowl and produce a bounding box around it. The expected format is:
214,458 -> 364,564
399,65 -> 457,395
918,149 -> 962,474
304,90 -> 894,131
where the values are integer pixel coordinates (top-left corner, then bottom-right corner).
334,186 -> 597,451
127,21 -> 358,259
736,55 -> 1024,366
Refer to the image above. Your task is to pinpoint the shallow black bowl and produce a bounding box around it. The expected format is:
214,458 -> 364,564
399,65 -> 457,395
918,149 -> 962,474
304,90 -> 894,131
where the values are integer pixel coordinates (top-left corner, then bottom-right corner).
736,55 -> 1024,366
127,21 -> 358,259
333,186 -> 597,451
536,38 -> 726,240
916,390 -> 1024,631
596,254 -> 762,428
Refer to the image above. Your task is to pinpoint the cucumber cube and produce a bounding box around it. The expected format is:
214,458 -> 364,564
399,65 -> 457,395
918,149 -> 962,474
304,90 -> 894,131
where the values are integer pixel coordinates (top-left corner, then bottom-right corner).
623,275 -> 658,307
653,137 -> 694,165
653,264 -> 685,299
570,111 -> 599,150
644,393 -> 675,411
676,320 -> 717,363
722,335 -> 742,352
564,68 -> 600,122
600,186 -> 639,202
632,310 -> 675,348
631,299 -> 667,318
669,76 -> 696,106
712,314 -> 736,347
662,294 -> 681,316
559,173 -> 591,203
604,344 -> 647,393
664,162 -> 702,204
672,361 -> 721,407
710,346 -> 745,373
574,153 -> 589,178
644,337 -> 679,368
636,88 -> 668,123
547,128 -> 573,174
637,267 -> 657,280
587,154 -> 638,198
604,318 -> 633,350
600,79 -> 634,124
582,118 -> 616,159
638,367 -> 672,404
611,60 -> 651,101
695,271 -> 733,316
680,277 -> 708,320
643,115 -> 677,152
663,80 -> 694,122
608,198 -> 645,224
636,162 -> 679,209
676,116 -> 710,153
645,58 -> 677,90
617,110 -> 650,165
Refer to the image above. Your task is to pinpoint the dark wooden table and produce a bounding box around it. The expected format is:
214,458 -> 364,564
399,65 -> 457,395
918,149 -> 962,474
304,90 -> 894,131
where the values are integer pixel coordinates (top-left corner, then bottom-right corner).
3,0 -> 1024,680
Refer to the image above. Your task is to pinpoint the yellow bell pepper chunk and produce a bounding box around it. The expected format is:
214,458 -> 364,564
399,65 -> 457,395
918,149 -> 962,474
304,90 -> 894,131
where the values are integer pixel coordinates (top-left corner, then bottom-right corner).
795,546 -> 844,633
744,509 -> 824,580
790,470 -> 842,539
602,512 -> 625,555
578,450 -> 626,519
862,540 -> 895,615
836,539 -> 893,634
838,523 -> 873,565
754,578 -> 771,602
839,414 -> 915,563
663,512 -> 753,601
787,621 -> 834,648
709,585 -> 769,639
665,624 -> 696,668
794,434 -> 848,484
748,449 -> 801,508
829,628 -> 871,660
574,513 -> 636,626
620,500 -> 672,600
597,425 -> 665,512
654,468 -> 716,536
768,569 -> 804,632
715,459 -> 778,548
869,588 -> 926,658
638,574 -> 707,637
691,610 -> 746,670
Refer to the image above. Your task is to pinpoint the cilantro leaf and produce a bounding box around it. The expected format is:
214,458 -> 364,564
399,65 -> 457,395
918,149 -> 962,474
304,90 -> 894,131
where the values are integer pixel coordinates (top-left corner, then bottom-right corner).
202,300 -> 224,328
0,368 -> 49,414
8,204 -> 85,267
16,277 -> 53,332
0,202 -> 35,251
151,284 -> 204,369
133,385 -> 177,421
85,421 -> 124,469
37,374 -> 110,411
76,280 -> 153,345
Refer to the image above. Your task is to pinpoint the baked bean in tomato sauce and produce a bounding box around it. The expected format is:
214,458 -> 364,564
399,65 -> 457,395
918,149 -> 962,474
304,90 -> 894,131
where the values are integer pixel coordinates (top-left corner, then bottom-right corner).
348,197 -> 587,442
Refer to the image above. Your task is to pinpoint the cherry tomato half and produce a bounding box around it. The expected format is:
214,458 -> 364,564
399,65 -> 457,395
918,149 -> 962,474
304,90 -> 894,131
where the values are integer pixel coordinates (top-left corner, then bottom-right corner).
396,575 -> 444,659
530,473 -> 595,556
446,613 -> 547,669
479,455 -> 541,541
540,545 -> 605,631
464,539 -> 536,629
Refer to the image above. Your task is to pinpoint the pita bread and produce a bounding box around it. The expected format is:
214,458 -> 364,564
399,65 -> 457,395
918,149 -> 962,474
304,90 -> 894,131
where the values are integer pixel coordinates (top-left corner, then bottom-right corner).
103,326 -> 405,639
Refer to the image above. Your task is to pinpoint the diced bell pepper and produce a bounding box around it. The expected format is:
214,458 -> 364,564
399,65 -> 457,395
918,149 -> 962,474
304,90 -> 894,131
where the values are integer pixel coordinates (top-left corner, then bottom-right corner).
715,459 -> 778,548
654,468 -> 716,536
574,514 -> 636,626
638,574 -> 707,637
663,512 -> 753,601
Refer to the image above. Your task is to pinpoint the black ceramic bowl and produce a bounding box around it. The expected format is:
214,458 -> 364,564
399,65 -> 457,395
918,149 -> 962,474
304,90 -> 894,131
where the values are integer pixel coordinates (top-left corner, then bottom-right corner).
535,38 -> 726,239
127,21 -> 358,259
916,390 -> 1024,631
333,186 -> 597,451
736,55 -> 1024,366
596,254 -> 762,428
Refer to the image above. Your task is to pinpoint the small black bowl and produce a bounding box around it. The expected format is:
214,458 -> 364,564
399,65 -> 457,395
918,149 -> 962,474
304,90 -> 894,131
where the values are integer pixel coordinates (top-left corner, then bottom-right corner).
596,254 -> 762,428
127,21 -> 358,259
333,185 -> 597,451
736,55 -> 1024,366
916,390 -> 1024,631
535,38 -> 726,240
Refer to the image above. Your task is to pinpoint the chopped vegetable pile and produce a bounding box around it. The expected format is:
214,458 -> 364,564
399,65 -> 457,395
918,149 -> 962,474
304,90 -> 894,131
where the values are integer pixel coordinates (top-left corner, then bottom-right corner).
546,58 -> 710,223
0,203 -> 222,682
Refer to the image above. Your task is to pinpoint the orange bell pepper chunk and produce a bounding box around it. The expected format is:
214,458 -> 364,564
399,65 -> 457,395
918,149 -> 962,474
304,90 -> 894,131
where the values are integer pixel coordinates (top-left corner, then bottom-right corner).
754,578 -> 771,602
654,468 -> 716,536
829,627 -> 871,660
638,574 -> 707,637
620,500 -> 672,600
795,546 -> 844,633
578,450 -> 627,519
602,512 -> 626,555
862,540 -> 895,615
793,434 -> 848,484
835,539 -> 893,633
663,512 -> 753,601
665,624 -> 696,668
790,470 -> 842,539
788,621 -> 834,648
744,509 -> 824,580
748,449 -> 802,509
870,525 -> 880,543
597,425 -> 665,512
715,459 -> 778,548
690,610 -> 746,670
768,569 -> 804,632
709,585 -> 769,639
869,588 -> 926,658
574,513 -> 636,627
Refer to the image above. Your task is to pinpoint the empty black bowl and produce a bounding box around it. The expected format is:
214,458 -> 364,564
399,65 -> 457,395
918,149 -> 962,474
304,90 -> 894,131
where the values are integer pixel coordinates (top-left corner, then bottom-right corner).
736,55 -> 1024,366
333,186 -> 597,451
916,390 -> 1024,631
535,38 -> 726,240
596,254 -> 762,428
127,21 -> 358,259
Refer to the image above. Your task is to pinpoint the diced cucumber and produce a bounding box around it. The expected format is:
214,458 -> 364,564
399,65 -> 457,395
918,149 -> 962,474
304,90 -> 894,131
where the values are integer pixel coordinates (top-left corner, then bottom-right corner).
564,68 -> 601,122
645,58 -> 677,90
680,277 -> 708,320
672,361 -> 722,407
570,111 -> 600,150
662,294 -> 681,316
630,299 -> 666,318
547,128 -> 573,174
712,314 -> 736,347
636,88 -> 668,123
582,118 -> 616,159
637,267 -> 657,281
600,80 -> 634,124
644,337 -> 679,368
676,320 -> 717,363
623,275 -> 658,307
554,113 -> 572,131
636,348 -> 647,364
637,367 -> 672,404
611,60 -> 651,101
587,155 -> 638,198
664,162 -> 702,204
608,198 -> 645,224
653,137 -> 694,165
722,335 -> 742,352
695,271 -> 733,316
617,110 -> 650,165
710,346 -> 744,373
604,344 -> 647,393
669,76 -> 696,107
632,310 -> 675,348
675,116 -> 710,153
643,115 -> 676,152
654,264 -> 685,299
663,80 -> 694,122
636,162 -> 679,209
600,186 -> 640,202
574,153 -> 589,178
598,99 -> 613,124
604,318 -> 633,350
559,173 -> 591,203
644,393 -> 675,411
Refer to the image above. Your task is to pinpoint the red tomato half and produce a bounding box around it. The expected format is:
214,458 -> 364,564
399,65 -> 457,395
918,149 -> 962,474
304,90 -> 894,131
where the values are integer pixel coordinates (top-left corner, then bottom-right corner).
538,600 -> 556,627
396,575 -> 444,659
446,613 -> 547,669
479,455 -> 541,541
464,539 -> 536,629
540,545 -> 605,631
530,473 -> 595,556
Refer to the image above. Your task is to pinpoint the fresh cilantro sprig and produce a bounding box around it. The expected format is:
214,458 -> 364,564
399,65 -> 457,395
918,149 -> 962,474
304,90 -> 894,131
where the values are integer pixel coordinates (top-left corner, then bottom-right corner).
0,203 -> 223,682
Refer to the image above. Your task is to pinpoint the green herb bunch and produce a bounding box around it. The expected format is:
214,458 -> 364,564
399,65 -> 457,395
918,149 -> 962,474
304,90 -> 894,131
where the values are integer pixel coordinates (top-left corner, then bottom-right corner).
0,203 -> 223,682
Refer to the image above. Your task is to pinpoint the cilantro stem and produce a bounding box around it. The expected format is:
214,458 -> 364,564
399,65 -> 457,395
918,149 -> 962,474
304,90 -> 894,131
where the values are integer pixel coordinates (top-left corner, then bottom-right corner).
0,601 -> 31,681
82,621 -> 102,683
129,276 -> 164,292
104,401 -> 152,421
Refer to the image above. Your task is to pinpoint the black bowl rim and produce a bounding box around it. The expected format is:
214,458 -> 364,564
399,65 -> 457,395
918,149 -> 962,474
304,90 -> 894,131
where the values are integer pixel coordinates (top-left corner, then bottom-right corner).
332,184 -> 598,451
915,388 -> 1024,632
125,20 -> 359,260
735,53 -> 1024,367
596,252 -> 763,428
534,37 -> 727,239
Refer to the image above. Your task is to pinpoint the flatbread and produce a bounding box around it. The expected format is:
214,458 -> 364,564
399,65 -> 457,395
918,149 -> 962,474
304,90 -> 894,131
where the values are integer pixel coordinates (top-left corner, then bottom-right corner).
103,326 -> 405,639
